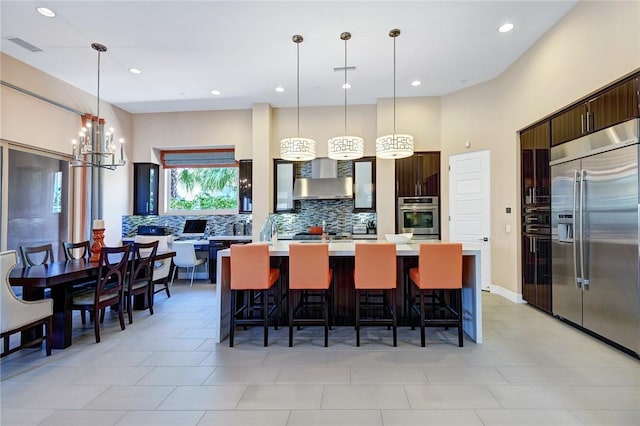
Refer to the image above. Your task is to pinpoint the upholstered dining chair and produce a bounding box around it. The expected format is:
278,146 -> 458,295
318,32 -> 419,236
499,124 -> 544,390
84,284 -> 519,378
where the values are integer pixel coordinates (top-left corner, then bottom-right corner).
134,235 -> 173,298
171,240 -> 206,287
354,242 -> 398,347
125,240 -> 158,324
62,240 -> 93,325
19,243 -> 54,266
71,245 -> 131,343
229,243 -> 280,347
409,243 -> 464,347
288,243 -> 333,347
1,250 -> 52,357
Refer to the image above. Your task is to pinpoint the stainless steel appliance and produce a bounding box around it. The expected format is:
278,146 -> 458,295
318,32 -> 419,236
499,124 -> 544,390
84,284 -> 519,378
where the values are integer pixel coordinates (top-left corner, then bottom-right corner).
551,118 -> 639,356
397,196 -> 439,239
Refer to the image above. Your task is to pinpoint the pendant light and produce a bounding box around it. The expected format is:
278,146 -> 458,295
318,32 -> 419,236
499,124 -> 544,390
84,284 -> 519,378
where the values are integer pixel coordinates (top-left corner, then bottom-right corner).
376,29 -> 414,159
328,31 -> 364,160
280,34 -> 316,161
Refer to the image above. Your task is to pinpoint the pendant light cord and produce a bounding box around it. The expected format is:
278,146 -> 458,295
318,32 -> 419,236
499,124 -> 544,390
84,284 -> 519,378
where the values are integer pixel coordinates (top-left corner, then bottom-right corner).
96,49 -> 101,121
296,39 -> 300,137
344,35 -> 348,133
393,33 -> 396,137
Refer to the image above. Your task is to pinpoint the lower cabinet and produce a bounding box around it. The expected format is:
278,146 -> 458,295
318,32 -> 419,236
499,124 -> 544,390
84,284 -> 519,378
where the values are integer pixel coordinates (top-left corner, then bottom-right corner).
522,234 -> 552,313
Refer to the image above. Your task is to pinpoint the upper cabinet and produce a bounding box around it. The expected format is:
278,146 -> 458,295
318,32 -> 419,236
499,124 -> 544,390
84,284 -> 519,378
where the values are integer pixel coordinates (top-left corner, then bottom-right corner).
520,121 -> 550,206
133,162 -> 159,216
551,75 -> 640,146
273,159 -> 296,212
395,152 -> 441,197
352,157 -> 376,212
238,159 -> 252,213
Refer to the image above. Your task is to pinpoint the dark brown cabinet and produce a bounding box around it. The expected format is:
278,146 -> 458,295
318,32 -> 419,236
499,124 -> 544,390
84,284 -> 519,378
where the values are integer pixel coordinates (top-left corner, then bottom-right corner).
551,75 -> 640,146
352,157 -> 376,212
520,121 -> 550,205
133,162 -> 159,216
238,159 -> 252,213
395,152 -> 440,197
522,233 -> 552,313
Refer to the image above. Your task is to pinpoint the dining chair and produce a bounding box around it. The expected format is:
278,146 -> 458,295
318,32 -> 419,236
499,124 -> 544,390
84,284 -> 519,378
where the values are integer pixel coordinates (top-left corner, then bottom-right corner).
62,240 -> 93,325
229,243 -> 280,347
19,243 -> 54,266
134,235 -> 173,298
71,245 -> 131,343
288,243 -> 333,347
1,250 -> 53,357
409,243 -> 464,347
354,242 -> 398,347
125,241 -> 158,324
171,241 -> 206,287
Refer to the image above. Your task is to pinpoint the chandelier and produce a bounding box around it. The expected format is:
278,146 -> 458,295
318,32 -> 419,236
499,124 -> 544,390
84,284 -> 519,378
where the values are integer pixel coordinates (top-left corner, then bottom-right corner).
376,29 -> 414,159
280,35 -> 316,161
328,31 -> 364,160
70,43 -> 126,170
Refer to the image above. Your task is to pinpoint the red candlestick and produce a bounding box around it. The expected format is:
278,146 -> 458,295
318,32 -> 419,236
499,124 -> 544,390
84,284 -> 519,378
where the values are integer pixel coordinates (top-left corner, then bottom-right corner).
90,228 -> 105,262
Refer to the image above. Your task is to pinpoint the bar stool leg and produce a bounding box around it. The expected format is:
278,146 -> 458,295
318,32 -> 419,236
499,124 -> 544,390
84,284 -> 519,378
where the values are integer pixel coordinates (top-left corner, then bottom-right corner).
419,290 -> 426,347
323,289 -> 329,348
355,289 -> 361,347
391,289 -> 397,347
229,290 -> 236,347
263,289 -> 269,347
288,289 -> 294,347
457,288 -> 463,347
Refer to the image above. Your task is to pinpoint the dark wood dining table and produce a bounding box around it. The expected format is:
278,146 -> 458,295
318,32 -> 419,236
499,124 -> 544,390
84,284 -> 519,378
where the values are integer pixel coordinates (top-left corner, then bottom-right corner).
9,251 -> 175,349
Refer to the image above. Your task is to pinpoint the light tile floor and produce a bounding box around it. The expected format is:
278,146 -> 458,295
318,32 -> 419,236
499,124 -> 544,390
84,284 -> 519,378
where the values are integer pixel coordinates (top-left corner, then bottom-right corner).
2,281 -> 639,426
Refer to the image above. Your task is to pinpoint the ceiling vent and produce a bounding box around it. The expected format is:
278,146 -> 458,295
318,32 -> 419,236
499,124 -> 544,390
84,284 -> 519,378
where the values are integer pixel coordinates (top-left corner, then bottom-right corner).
7,37 -> 42,52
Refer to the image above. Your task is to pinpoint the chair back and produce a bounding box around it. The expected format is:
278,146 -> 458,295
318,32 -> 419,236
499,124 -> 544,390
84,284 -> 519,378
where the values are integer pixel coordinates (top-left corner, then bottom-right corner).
289,243 -> 330,290
1,251 -> 21,333
19,244 -> 54,266
231,243 -> 272,290
129,241 -> 158,290
134,235 -> 172,280
354,243 -> 397,289
417,243 -> 463,289
172,241 -> 198,267
63,241 -> 90,260
95,245 -> 131,303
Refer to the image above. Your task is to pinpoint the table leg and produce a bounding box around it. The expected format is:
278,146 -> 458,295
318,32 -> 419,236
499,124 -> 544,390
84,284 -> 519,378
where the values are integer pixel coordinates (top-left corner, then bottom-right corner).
21,287 -> 45,346
49,285 -> 73,349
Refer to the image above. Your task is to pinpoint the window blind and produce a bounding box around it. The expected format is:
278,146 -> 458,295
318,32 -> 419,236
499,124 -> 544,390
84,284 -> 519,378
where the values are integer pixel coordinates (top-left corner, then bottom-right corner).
161,149 -> 237,168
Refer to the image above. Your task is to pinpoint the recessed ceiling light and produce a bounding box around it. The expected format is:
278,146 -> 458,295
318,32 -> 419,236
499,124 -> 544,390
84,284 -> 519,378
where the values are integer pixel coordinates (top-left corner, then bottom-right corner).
498,22 -> 514,33
211,90 -> 221,96
129,68 -> 142,74
342,83 -> 351,89
275,86 -> 285,93
411,80 -> 422,87
36,7 -> 56,18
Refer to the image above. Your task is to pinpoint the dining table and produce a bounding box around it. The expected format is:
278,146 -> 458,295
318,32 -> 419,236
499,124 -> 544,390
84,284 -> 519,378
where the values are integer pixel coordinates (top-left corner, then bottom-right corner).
9,250 -> 175,349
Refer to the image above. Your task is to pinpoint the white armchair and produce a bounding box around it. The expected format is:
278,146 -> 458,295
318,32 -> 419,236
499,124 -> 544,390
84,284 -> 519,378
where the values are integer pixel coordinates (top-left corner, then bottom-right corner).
1,250 -> 53,357
134,235 -> 174,298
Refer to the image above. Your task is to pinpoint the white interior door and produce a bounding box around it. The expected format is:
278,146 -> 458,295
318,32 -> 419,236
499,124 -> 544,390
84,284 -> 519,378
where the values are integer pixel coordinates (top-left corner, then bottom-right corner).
449,150 -> 491,290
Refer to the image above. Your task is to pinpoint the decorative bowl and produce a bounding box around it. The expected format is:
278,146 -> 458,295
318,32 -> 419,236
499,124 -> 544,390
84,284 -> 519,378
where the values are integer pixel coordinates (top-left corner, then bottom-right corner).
385,233 -> 413,244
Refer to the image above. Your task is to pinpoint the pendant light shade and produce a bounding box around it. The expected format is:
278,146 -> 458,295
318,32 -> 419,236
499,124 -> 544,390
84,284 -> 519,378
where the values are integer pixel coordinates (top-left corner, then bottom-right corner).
280,34 -> 316,161
376,29 -> 414,159
328,31 -> 364,160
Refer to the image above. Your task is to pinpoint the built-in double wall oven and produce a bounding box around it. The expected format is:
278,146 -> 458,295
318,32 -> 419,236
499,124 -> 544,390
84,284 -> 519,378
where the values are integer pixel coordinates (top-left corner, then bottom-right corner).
397,196 -> 439,239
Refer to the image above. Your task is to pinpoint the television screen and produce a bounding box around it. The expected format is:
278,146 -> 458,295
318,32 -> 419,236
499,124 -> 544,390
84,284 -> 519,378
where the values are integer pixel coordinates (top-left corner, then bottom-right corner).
182,219 -> 207,236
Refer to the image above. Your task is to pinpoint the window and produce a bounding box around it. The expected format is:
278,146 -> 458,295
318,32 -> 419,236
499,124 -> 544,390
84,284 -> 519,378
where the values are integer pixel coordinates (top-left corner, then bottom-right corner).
162,149 -> 239,213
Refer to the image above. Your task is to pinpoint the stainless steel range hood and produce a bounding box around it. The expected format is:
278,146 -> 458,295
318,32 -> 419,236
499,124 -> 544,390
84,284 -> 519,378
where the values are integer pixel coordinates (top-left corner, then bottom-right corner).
293,158 -> 353,200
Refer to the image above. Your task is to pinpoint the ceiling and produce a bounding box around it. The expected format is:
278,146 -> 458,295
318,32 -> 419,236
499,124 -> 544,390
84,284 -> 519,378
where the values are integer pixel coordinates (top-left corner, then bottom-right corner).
1,1 -> 577,114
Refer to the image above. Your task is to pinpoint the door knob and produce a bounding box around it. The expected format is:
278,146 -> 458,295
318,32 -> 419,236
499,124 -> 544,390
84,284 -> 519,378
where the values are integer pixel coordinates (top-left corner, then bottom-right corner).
478,237 -> 489,242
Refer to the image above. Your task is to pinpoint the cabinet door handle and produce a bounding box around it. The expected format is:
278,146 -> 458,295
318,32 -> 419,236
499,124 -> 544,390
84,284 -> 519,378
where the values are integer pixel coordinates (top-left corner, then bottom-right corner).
580,114 -> 585,134
586,111 -> 591,132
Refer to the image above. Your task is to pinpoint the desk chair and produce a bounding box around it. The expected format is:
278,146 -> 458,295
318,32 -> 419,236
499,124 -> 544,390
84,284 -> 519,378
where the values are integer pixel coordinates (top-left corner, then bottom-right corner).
171,241 -> 206,287
1,250 -> 53,357
354,242 -> 398,347
409,243 -> 463,347
20,243 -> 54,266
229,243 -> 280,347
71,245 -> 131,343
125,241 -> 158,324
288,243 -> 333,347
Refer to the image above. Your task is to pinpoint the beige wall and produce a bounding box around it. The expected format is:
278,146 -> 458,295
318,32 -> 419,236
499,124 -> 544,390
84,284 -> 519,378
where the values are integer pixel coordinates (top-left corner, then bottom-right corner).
441,0 -> 640,296
1,0 -> 638,297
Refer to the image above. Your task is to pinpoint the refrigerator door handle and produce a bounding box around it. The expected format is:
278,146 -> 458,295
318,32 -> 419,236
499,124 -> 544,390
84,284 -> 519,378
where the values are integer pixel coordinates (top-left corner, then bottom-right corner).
579,169 -> 589,290
573,170 -> 581,288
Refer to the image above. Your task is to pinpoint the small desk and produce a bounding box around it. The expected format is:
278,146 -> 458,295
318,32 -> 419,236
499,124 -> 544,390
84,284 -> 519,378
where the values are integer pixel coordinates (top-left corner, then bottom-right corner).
9,251 -> 175,349
214,241 -> 482,344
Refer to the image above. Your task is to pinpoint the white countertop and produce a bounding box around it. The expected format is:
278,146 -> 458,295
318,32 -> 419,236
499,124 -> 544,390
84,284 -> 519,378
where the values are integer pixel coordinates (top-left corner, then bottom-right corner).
123,235 -> 253,243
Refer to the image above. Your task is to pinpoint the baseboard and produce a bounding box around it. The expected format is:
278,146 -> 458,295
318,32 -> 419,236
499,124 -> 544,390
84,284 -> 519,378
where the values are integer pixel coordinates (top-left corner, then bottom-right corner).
489,284 -> 526,304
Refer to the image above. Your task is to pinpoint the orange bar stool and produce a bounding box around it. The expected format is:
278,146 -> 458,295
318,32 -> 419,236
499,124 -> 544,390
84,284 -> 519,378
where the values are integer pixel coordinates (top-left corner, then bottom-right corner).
288,243 -> 333,347
409,243 -> 463,347
354,242 -> 398,347
229,243 -> 280,347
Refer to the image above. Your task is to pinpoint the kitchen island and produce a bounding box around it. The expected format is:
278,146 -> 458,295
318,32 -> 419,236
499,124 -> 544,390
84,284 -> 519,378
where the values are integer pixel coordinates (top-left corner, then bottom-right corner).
214,240 -> 482,344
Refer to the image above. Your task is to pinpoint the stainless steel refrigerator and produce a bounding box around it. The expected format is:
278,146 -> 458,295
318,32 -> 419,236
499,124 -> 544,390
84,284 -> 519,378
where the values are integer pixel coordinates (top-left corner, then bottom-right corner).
551,118 -> 639,356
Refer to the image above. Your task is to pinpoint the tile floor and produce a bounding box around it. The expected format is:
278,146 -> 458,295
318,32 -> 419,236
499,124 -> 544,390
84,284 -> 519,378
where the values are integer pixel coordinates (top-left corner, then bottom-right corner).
1,281 -> 639,426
